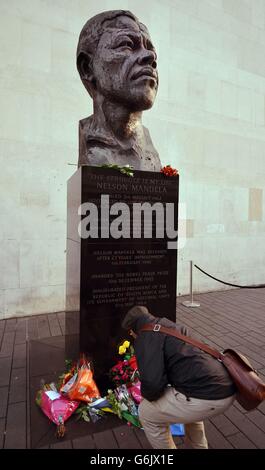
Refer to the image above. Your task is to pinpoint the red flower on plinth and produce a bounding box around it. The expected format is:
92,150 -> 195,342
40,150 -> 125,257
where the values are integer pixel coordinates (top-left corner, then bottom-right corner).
160,165 -> 178,177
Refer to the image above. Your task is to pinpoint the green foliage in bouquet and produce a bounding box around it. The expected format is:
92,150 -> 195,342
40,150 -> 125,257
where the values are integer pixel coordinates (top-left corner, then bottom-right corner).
75,404 -> 90,422
121,410 -> 141,428
107,390 -> 122,419
100,163 -> 134,177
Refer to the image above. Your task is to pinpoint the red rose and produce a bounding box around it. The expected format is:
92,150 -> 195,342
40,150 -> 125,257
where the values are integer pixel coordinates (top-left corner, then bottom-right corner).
160,165 -> 178,177
128,355 -> 138,370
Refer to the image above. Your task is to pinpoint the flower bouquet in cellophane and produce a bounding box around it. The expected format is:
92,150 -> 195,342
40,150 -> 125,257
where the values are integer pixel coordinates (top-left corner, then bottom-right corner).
59,354 -> 100,403
35,383 -> 79,438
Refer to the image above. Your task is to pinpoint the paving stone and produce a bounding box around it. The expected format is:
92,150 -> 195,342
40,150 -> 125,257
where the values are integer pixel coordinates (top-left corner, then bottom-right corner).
9,368 -> 26,403
133,427 -> 152,449
246,409 -> 265,432
72,435 -> 96,449
48,314 -> 62,337
0,418 -> 5,448
113,425 -> 142,449
37,316 -> 50,339
224,406 -> 265,448
0,387 -> 8,417
5,319 -> 17,332
27,317 -> 38,340
256,400 -> 265,415
0,357 -> 12,387
4,402 -> 26,449
50,440 -> 72,449
210,413 -> 238,437
13,343 -> 27,369
15,319 -> 27,345
227,432 -> 257,449
204,421 -> 234,449
0,327 -> 4,348
0,332 -> 15,358
93,430 -> 118,449
207,335 -> 240,349
57,312 -> 66,334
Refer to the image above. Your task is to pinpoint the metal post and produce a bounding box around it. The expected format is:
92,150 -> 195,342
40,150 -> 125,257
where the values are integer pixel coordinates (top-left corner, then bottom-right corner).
182,260 -> 200,308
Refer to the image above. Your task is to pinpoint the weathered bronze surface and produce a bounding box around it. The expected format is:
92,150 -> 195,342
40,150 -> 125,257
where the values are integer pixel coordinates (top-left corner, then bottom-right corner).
77,10 -> 161,171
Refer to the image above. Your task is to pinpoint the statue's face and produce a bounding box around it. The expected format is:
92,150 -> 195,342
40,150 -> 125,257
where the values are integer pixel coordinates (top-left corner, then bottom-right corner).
92,16 -> 158,111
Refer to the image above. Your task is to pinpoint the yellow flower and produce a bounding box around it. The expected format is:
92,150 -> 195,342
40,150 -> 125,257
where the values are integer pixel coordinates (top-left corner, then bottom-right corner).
123,340 -> 130,349
119,346 -> 126,355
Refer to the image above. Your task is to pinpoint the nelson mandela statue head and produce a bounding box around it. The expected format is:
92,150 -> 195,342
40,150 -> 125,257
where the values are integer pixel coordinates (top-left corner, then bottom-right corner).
76,10 -> 161,171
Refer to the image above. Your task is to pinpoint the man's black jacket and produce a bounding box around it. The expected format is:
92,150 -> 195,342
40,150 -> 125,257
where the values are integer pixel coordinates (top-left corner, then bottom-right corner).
134,316 -> 236,401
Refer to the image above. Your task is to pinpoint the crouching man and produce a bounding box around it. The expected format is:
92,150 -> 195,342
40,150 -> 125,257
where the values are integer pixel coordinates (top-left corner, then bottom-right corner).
122,306 -> 236,449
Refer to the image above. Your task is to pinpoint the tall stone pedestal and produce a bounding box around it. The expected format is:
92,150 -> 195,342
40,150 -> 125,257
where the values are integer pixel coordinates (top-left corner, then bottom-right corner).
66,166 -> 179,392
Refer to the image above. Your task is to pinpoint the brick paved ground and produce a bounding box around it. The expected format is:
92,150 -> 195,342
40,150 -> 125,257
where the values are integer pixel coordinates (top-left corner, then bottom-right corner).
0,288 -> 265,449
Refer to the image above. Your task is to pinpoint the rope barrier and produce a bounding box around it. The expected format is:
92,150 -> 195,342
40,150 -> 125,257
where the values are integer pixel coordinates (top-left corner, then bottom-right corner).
194,264 -> 265,289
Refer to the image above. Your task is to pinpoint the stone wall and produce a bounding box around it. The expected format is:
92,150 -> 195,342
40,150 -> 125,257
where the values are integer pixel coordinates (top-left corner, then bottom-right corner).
0,0 -> 264,318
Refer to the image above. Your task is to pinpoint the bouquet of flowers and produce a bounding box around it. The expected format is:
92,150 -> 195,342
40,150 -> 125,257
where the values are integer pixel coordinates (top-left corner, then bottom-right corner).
60,355 -> 100,403
106,340 -> 143,428
36,382 -> 79,438
160,165 -> 178,177
109,340 -> 139,387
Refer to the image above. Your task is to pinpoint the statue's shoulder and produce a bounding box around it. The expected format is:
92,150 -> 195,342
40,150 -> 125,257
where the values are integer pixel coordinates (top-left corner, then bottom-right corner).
78,115 -> 119,167
143,125 -> 151,137
142,125 -> 161,171
78,145 -> 116,167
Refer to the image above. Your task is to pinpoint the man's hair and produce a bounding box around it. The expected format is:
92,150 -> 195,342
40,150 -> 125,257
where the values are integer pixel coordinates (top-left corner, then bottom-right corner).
76,10 -> 147,95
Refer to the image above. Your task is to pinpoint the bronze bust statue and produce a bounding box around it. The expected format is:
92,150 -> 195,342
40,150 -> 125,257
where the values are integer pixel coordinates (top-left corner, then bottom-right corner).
76,10 -> 162,172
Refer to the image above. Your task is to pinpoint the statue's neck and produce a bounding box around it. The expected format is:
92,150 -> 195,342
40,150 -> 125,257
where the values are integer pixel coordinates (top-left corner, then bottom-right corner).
93,97 -> 143,141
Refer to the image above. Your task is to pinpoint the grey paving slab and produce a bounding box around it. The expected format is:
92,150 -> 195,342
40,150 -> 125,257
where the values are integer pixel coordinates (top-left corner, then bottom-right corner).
4,402 -> 26,449
0,332 -> 15,358
13,343 -> 27,369
204,421 -> 234,449
0,387 -> 9,418
93,429 -> 119,449
0,357 -> 12,387
113,425 -> 143,449
72,435 -> 96,449
227,432 -> 257,449
9,368 -> 27,404
0,418 -> 5,448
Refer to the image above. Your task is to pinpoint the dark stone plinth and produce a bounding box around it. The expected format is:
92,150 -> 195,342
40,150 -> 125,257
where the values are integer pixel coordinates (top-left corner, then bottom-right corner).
66,166 -> 179,392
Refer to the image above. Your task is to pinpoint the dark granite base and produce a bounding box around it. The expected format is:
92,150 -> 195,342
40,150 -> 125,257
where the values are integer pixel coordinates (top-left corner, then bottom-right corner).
66,167 -> 179,380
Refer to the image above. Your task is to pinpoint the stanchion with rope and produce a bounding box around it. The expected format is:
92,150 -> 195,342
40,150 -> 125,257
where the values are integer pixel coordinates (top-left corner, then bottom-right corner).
181,261 -> 265,309
182,260 -> 200,308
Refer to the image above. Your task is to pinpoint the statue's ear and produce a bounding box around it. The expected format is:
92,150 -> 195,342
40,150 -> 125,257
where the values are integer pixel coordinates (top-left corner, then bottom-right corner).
77,51 -> 96,93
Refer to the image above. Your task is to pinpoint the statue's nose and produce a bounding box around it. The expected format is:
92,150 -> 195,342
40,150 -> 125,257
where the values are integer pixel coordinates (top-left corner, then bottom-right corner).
137,49 -> 157,69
